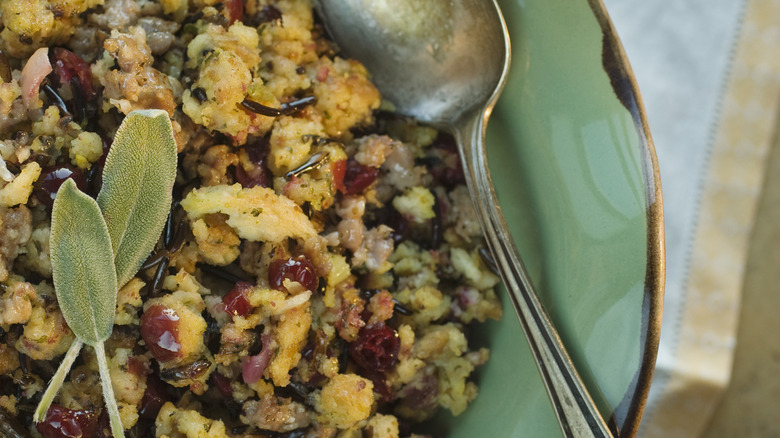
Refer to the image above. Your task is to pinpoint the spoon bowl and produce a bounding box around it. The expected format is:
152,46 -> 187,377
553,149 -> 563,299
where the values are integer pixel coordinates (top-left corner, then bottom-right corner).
314,0 -> 506,125
314,1 -> 613,436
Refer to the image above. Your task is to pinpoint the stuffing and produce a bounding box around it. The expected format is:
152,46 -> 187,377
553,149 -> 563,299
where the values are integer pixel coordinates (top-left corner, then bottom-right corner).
442,185 -> 483,244
390,241 -> 439,290
316,373 -> 375,429
0,280 -> 37,326
155,402 -> 228,438
181,184 -> 317,243
0,206 -> 33,282
185,23 -> 261,71
108,347 -> 150,428
414,324 -> 481,416
0,163 -> 41,207
311,57 -> 381,139
181,47 -> 274,143
115,277 -> 144,325
267,302 -> 312,386
240,393 -> 311,432
449,247 -> 500,291
0,75 -> 22,117
196,145 -> 239,186
0,343 -> 21,376
268,115 -> 325,175
366,413 -> 400,438
94,27 -> 181,117
395,286 -> 451,328
68,131 -> 103,169
15,300 -> 76,360
392,186 -> 436,224
0,0 -> 101,58
190,214 -> 241,266
0,0 -> 501,434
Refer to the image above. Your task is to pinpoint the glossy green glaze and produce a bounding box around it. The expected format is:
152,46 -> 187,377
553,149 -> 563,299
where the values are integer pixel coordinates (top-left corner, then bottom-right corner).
426,0 -> 664,437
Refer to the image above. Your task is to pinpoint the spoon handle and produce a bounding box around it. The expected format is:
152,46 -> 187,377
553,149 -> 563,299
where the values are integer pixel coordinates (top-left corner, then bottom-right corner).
456,114 -> 614,438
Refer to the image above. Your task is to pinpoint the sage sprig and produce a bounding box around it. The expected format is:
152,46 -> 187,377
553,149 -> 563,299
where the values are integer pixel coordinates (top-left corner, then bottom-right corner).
34,110 -> 178,437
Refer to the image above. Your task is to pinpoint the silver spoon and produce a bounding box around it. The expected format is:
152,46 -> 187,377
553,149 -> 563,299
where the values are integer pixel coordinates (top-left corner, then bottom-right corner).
313,1 -> 613,436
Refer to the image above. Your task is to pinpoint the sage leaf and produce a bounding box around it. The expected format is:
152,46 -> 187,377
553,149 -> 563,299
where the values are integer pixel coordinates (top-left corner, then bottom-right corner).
50,179 -> 117,345
97,109 -> 178,287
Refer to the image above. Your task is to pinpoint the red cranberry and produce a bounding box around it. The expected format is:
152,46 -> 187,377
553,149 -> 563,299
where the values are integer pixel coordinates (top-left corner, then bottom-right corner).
222,281 -> 253,317
211,372 -> 234,399
348,323 -> 400,373
139,372 -> 171,420
34,165 -> 88,208
399,372 -> 439,410
36,404 -> 98,438
226,0 -> 244,24
140,304 -> 182,362
334,159 -> 379,195
268,256 -> 318,292
50,48 -> 95,102
94,409 -> 111,438
235,141 -> 271,188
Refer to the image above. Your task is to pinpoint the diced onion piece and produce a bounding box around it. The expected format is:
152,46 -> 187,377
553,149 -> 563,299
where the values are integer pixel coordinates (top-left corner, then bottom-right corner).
20,48 -> 52,110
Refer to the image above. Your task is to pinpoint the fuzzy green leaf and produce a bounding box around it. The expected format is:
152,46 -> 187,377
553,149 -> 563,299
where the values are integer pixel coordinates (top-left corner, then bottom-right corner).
97,109 -> 178,287
50,179 -> 117,345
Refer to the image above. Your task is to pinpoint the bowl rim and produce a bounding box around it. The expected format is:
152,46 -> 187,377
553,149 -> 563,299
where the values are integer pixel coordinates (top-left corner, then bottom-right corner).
586,0 -> 666,436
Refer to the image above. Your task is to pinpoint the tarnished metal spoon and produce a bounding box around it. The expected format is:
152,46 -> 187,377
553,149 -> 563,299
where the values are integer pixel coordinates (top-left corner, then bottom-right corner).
313,0 -> 613,436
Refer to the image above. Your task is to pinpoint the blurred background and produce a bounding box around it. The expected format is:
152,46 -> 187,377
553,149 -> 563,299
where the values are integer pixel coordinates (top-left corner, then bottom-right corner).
602,0 -> 780,436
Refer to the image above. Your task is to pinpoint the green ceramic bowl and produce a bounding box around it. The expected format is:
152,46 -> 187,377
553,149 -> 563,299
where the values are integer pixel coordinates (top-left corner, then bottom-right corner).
426,0 -> 664,437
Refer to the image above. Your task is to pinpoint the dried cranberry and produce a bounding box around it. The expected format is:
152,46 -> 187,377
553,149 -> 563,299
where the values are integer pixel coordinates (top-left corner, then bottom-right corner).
225,0 -> 243,24
211,372 -> 234,399
399,372 -> 439,410
222,281 -> 253,317
335,159 -> 379,195
430,159 -> 465,188
50,48 -> 95,103
268,256 -> 318,292
370,374 -> 395,403
34,165 -> 88,207
94,410 -> 111,438
348,323 -> 400,373
235,140 -> 271,188
139,372 -> 170,420
140,304 -> 182,362
36,404 -> 98,438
